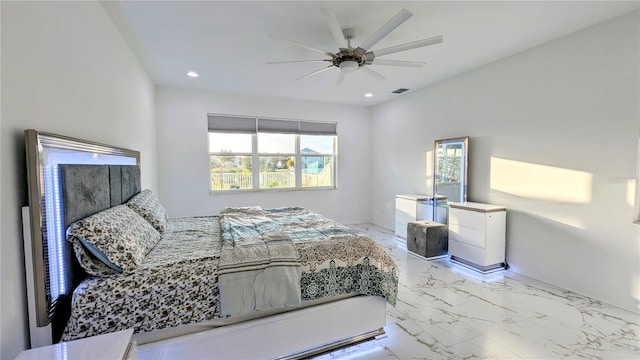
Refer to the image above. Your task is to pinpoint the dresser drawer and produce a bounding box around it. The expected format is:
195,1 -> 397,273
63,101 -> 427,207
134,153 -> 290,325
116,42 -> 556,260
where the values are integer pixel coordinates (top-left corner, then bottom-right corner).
395,222 -> 408,238
449,223 -> 486,248
449,239 -> 485,265
395,211 -> 414,226
395,198 -> 416,214
449,207 -> 486,230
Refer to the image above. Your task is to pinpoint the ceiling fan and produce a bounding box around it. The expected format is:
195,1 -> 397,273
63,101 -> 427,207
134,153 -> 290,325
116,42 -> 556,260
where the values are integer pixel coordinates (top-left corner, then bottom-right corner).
267,8 -> 443,85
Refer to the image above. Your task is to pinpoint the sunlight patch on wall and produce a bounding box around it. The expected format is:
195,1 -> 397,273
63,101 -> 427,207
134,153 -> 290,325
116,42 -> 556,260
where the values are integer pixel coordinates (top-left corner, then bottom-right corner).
538,212 -> 586,230
425,150 -> 434,192
627,179 -> 637,207
490,157 -> 592,204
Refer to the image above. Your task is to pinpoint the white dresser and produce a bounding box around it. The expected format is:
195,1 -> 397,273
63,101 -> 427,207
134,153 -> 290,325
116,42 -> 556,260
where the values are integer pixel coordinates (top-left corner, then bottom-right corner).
395,194 -> 431,238
448,202 -> 506,272
16,329 -> 136,360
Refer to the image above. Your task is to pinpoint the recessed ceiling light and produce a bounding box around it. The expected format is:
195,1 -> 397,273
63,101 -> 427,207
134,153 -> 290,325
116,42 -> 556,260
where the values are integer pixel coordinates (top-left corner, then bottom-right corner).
186,71 -> 199,78
364,93 -> 373,98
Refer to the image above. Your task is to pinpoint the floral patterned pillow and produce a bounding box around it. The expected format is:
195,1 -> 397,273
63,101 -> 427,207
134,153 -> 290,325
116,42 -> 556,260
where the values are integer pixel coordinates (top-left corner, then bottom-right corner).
67,205 -> 161,275
126,189 -> 169,234
69,240 -> 120,276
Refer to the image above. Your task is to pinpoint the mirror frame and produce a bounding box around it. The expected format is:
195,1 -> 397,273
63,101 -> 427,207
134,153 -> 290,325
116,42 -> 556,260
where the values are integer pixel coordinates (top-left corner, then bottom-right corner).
433,136 -> 469,204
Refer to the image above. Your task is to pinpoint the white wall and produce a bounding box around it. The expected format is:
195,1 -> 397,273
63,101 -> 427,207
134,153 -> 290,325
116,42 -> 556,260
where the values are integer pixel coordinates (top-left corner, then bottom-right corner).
155,86 -> 371,224
0,1 -> 157,358
371,12 -> 640,313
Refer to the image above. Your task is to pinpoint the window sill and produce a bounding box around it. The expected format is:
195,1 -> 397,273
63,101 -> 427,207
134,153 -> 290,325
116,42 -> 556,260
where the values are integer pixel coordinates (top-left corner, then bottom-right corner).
210,187 -> 337,195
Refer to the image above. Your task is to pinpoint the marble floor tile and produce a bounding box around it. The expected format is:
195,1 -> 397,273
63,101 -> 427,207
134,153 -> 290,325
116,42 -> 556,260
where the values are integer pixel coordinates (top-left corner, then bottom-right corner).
313,224 -> 640,360
448,335 -> 523,359
311,340 -> 399,360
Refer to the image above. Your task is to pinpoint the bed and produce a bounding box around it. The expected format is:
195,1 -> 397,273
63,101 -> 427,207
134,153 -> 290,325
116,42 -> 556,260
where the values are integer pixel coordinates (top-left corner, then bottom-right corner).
23,130 -> 399,358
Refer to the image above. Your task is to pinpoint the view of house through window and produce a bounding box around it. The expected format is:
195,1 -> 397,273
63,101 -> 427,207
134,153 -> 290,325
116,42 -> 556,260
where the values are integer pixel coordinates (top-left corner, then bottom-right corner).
208,115 -> 337,192
301,135 -> 334,188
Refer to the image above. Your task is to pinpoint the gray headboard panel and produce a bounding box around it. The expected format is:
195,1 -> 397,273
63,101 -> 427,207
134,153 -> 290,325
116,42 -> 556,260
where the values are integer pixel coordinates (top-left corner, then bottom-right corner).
60,165 -> 141,228
60,165 -> 141,229
118,165 -> 141,204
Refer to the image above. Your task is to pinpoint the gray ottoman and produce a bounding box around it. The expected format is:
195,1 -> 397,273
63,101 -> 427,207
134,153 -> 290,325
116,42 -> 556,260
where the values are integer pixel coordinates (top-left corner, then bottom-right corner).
406,221 -> 448,259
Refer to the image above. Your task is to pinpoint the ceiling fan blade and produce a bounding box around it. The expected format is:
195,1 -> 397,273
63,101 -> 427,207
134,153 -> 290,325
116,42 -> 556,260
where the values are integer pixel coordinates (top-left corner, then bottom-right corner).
370,59 -> 425,67
322,8 -> 348,49
336,70 -> 346,85
267,34 -> 334,56
357,9 -> 412,51
296,65 -> 335,80
372,35 -> 443,57
267,60 -> 331,64
360,66 -> 386,81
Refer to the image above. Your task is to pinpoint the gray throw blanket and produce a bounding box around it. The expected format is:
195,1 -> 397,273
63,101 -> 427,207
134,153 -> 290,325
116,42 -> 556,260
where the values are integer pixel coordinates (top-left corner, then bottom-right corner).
218,207 -> 301,317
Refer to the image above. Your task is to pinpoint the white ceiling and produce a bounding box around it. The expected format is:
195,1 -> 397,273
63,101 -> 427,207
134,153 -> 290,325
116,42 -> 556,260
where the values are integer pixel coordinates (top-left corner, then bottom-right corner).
103,1 -> 639,107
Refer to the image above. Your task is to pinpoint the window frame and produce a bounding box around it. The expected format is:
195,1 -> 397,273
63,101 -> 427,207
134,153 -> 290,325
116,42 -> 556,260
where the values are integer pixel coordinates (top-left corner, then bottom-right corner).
207,114 -> 337,193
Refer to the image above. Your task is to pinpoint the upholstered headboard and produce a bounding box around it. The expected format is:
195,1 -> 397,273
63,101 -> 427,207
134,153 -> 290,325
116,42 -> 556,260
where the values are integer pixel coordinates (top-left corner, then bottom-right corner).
59,165 -> 141,229
47,165 -> 141,340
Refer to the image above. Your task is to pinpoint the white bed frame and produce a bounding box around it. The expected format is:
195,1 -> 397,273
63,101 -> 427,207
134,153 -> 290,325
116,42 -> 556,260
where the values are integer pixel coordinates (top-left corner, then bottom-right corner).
136,296 -> 387,359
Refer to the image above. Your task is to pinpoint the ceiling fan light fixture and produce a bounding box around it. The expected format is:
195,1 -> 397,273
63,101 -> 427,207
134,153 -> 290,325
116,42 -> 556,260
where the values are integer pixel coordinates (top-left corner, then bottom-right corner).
339,61 -> 359,73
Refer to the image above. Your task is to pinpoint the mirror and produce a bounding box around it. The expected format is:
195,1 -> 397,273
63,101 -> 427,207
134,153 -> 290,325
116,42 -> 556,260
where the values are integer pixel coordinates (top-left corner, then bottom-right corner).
433,137 -> 469,221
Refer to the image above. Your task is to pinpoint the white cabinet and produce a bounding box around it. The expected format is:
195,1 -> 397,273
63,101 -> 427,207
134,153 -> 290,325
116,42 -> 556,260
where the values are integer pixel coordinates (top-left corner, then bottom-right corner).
448,202 -> 506,272
17,329 -> 136,360
395,195 -> 431,238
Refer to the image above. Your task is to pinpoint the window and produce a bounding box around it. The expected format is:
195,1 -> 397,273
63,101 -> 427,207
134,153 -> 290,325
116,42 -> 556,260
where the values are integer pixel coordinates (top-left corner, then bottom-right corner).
258,133 -> 295,189
208,115 -> 337,192
301,135 -> 335,188
209,132 -> 253,191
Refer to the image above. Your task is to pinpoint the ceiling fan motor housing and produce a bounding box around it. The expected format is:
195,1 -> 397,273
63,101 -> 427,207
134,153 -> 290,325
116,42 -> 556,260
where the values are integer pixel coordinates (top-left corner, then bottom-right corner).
332,48 -> 375,68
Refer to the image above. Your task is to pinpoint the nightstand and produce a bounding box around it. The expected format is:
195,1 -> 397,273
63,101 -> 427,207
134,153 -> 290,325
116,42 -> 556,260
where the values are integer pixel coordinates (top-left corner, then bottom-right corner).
16,329 -> 136,360
448,202 -> 506,273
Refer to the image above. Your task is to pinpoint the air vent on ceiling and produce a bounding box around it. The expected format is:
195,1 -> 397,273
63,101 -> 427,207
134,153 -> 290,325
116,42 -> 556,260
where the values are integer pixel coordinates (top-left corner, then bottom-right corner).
392,88 -> 409,94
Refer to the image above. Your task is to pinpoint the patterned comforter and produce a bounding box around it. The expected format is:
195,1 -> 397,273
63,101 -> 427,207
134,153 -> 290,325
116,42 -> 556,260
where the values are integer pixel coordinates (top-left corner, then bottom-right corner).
218,207 -> 302,316
265,207 -> 398,304
62,208 -> 398,341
